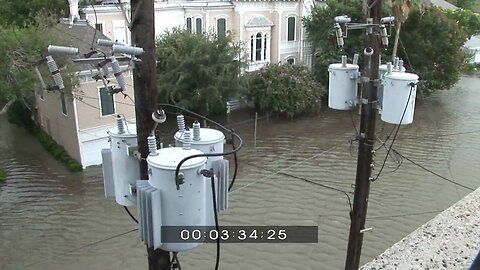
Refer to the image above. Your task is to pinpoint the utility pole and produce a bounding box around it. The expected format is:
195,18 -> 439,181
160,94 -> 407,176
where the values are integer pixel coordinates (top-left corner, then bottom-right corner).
344,0 -> 382,269
130,0 -> 171,269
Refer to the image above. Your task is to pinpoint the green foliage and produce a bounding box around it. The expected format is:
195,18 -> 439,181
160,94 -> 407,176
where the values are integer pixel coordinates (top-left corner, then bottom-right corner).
303,0 -> 365,86
156,29 -> 248,116
0,1 -> 67,28
245,64 -> 323,118
444,8 -> 480,37
400,8 -> 471,91
7,100 -> 35,130
0,19 -> 69,104
447,0 -> 476,10
0,168 -> 6,183
32,126 -> 83,172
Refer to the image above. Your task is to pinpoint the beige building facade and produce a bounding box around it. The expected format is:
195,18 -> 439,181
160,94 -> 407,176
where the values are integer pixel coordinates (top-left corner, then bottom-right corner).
35,22 -> 136,168
82,0 -> 322,71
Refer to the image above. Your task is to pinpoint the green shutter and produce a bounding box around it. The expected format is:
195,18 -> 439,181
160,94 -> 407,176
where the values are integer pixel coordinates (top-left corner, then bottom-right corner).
99,87 -> 115,116
196,18 -> 202,34
217,18 -> 226,37
288,17 -> 295,41
186,18 -> 192,32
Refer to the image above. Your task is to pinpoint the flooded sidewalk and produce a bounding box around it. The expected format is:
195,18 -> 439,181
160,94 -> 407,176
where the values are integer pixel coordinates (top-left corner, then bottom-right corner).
362,187 -> 480,269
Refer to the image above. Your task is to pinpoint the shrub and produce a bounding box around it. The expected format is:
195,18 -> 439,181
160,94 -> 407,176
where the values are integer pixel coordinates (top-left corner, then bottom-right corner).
245,64 -> 324,118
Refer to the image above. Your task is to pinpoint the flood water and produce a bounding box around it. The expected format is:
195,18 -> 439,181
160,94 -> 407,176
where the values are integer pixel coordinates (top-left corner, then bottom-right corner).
1,76 -> 479,270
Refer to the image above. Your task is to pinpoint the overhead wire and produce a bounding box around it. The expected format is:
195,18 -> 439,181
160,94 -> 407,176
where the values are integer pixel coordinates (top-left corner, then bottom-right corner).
390,148 -> 475,191
373,84 -> 414,182
16,228 -> 137,269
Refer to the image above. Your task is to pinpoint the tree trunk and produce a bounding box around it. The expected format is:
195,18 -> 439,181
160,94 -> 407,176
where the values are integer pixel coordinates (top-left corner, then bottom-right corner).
392,23 -> 402,61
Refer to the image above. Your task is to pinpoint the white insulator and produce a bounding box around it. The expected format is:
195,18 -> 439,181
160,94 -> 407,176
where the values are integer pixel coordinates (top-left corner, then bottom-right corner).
353,53 -> 359,65
97,39 -> 123,47
116,115 -> 125,134
393,57 -> 399,70
193,121 -> 201,141
177,115 -> 185,131
380,25 -> 389,47
48,45 -> 79,55
387,62 -> 393,74
335,23 -> 344,48
183,128 -> 191,150
341,55 -> 347,67
148,135 -> 158,155
398,60 -> 404,72
46,56 -> 65,90
111,57 -> 127,92
46,56 -> 59,72
112,44 -> 144,56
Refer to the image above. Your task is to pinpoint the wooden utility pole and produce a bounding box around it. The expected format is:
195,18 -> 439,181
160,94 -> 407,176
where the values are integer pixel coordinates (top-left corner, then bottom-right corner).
344,0 -> 382,269
130,0 -> 171,269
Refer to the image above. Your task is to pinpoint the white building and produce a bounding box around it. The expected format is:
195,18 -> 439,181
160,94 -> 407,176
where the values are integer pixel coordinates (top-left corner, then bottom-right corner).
80,0 -> 322,70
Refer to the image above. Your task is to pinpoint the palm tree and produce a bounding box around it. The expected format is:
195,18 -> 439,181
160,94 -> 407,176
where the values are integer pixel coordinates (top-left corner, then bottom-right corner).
390,0 -> 430,60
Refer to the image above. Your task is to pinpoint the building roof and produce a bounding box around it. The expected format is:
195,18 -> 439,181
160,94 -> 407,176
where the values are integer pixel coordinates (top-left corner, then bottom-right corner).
430,0 -> 457,10
55,20 -> 110,56
245,16 -> 274,28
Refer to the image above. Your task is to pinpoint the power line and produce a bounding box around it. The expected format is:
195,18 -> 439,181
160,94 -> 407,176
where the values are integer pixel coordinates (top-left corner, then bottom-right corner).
391,148 -> 475,191
373,85 -> 414,182
16,228 -> 137,269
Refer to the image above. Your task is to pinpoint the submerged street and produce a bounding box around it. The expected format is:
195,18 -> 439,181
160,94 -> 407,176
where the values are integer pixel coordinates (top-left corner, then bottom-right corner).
1,76 -> 479,269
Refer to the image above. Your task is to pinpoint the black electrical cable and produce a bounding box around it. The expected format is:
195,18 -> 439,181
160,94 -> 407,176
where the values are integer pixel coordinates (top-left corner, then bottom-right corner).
373,84 -> 414,182
228,132 -> 238,192
123,206 -> 138,224
391,148 -> 475,191
156,104 -> 243,187
90,1 -> 98,50
210,175 -> 220,270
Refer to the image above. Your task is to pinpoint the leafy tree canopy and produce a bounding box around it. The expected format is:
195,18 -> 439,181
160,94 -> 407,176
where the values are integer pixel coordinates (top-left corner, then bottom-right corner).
303,0 -> 365,86
0,18 -> 70,105
447,0 -> 477,10
0,0 -> 68,28
156,29 -> 248,116
304,0 -> 479,92
399,7 -> 473,91
245,64 -> 323,118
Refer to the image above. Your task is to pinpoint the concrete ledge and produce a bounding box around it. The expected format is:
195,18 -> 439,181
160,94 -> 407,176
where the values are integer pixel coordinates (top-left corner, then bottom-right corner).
361,188 -> 480,269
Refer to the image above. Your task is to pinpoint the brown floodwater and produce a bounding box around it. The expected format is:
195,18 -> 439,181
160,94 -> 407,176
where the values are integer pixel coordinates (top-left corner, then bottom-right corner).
1,76 -> 479,270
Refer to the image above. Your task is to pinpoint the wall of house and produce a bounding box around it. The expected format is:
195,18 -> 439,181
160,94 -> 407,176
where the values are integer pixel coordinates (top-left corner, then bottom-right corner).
75,76 -> 136,130
36,89 -> 82,162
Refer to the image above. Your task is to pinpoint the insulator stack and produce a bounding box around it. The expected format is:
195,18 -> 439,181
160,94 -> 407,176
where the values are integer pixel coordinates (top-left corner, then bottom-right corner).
193,121 -> 201,141
183,128 -> 191,150
46,56 -> 65,90
111,57 -> 126,92
116,115 -> 125,134
148,135 -> 158,155
177,114 -> 185,132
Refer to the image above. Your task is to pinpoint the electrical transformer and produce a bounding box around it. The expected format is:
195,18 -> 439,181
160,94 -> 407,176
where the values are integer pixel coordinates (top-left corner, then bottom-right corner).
328,56 -> 359,110
102,115 -> 139,206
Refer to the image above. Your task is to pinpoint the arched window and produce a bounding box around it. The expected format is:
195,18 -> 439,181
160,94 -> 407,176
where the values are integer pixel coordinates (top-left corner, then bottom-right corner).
287,16 -> 296,41
286,58 -> 295,65
217,18 -> 226,37
195,18 -> 202,34
250,32 -> 270,62
186,17 -> 192,33
255,33 -> 262,61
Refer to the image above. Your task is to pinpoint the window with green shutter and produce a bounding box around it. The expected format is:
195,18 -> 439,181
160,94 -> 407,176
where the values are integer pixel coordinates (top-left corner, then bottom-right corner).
186,17 -> 192,33
196,18 -> 202,34
99,86 -> 115,116
287,16 -> 296,41
217,18 -> 226,37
